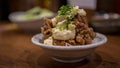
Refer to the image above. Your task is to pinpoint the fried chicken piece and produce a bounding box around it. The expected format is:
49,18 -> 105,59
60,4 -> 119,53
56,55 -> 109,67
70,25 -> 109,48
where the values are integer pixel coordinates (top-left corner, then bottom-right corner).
53,39 -> 66,46
76,35 -> 85,45
41,18 -> 53,39
44,18 -> 53,28
89,28 -> 96,39
66,39 -> 76,45
77,14 -> 88,25
84,36 -> 92,44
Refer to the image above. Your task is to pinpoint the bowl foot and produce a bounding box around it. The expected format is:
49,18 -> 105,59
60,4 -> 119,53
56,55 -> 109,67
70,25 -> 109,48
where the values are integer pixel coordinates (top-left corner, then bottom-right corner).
52,57 -> 85,63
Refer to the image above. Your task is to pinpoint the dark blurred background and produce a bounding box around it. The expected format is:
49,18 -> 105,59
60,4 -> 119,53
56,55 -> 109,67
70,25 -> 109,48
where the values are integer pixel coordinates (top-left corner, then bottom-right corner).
0,0 -> 67,21
0,0 -> 120,21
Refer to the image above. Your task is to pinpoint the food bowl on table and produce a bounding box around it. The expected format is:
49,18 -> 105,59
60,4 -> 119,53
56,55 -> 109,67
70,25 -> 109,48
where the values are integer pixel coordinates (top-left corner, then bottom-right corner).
31,5 -> 107,63
9,7 -> 55,32
31,33 -> 107,63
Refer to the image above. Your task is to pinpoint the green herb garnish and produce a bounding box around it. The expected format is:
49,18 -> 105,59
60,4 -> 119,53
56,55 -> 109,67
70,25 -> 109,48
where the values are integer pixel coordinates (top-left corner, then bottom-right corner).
57,5 -> 76,30
66,16 -> 70,29
58,5 -> 73,15
66,15 -> 75,29
56,24 -> 66,30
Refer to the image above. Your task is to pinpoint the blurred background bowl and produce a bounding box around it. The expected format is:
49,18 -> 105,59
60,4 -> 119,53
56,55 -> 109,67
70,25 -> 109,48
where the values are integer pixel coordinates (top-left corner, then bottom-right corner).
9,7 -> 55,33
9,11 -> 43,32
90,13 -> 120,34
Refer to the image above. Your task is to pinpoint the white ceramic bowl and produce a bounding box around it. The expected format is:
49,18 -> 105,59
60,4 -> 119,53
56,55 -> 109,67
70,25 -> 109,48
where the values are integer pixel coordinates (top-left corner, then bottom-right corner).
31,33 -> 107,63
9,12 -> 54,32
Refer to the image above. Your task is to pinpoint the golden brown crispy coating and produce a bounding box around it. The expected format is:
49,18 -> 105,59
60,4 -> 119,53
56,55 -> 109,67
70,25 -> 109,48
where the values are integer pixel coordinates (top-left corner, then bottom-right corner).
41,14 -> 96,46
41,18 -> 52,39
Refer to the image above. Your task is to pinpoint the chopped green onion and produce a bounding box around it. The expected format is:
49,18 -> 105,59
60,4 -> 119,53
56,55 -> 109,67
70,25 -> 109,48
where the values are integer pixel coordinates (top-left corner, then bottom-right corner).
58,5 -> 73,15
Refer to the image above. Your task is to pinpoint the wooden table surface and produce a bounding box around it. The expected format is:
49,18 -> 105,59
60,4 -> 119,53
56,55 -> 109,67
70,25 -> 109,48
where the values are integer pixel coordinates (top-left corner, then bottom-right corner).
0,23 -> 120,68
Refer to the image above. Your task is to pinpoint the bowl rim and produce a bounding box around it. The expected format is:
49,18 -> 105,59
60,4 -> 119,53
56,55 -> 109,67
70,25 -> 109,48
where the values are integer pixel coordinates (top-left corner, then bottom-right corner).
9,11 -> 43,22
31,33 -> 107,50
9,11 -> 56,22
